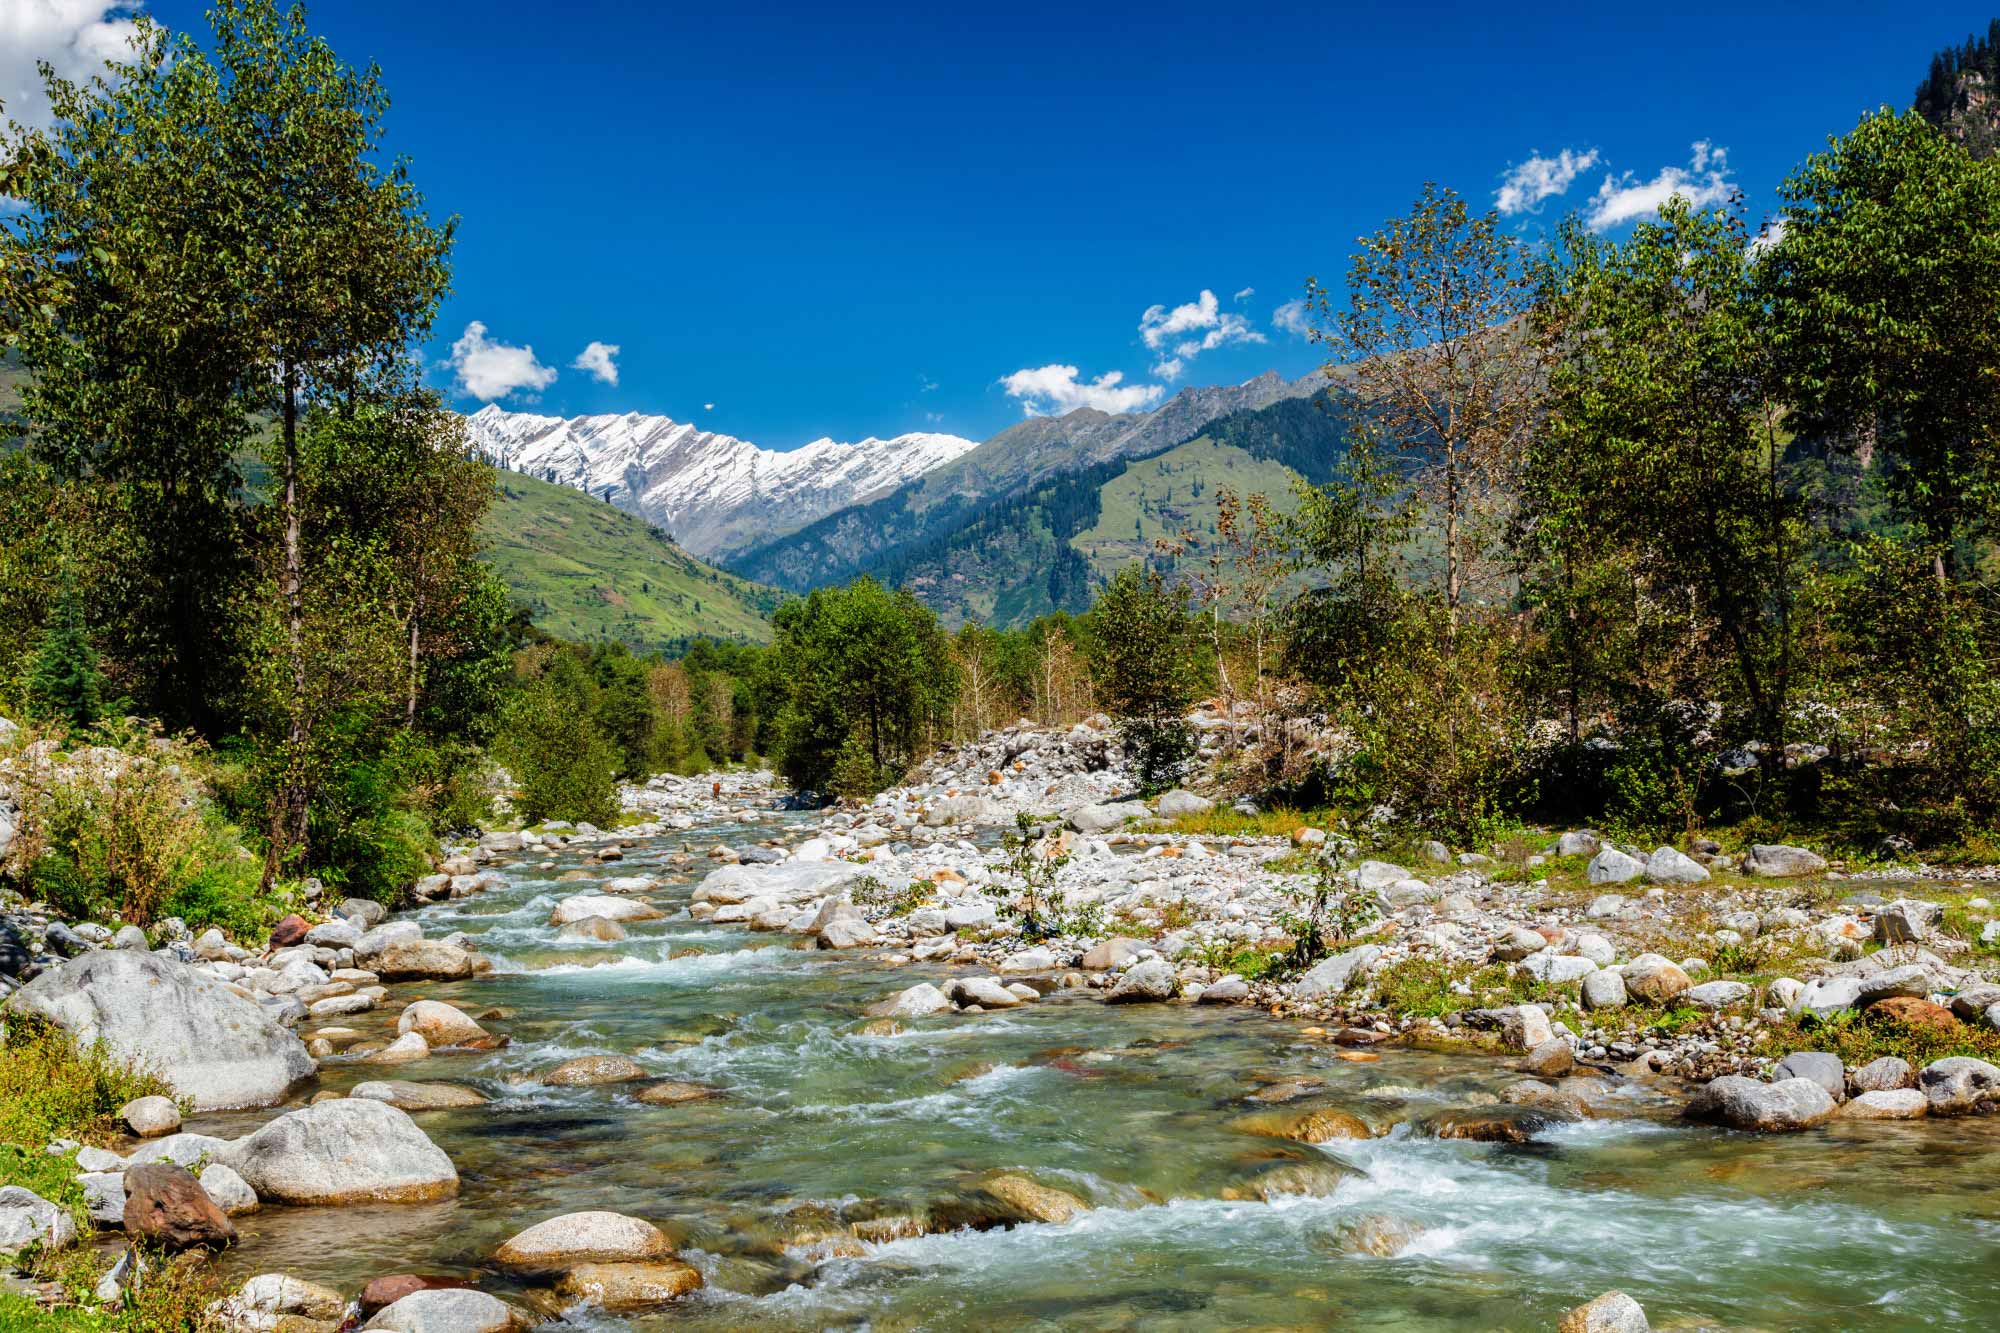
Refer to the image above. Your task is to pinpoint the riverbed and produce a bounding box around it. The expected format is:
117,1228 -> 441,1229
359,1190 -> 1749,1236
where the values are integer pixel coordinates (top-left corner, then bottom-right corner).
192,813 -> 2000,1330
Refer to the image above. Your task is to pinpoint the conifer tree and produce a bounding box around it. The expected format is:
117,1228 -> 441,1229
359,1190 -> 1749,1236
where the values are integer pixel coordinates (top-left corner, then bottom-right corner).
25,569 -> 105,730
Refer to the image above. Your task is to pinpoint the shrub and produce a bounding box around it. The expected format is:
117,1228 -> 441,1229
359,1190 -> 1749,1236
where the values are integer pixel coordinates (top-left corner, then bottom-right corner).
498,678 -> 619,825
0,1014 -> 174,1150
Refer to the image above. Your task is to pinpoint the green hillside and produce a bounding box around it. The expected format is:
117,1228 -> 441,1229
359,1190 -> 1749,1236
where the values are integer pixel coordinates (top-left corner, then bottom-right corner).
1073,435 -> 1308,577
483,469 -> 779,649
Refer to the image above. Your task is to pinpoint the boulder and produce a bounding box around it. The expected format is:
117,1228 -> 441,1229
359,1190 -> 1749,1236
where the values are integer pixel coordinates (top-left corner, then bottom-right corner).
1643,847 -> 1709,885
360,1276 -> 468,1315
1586,848 -> 1644,884
553,1261 -> 704,1311
1080,937 -> 1147,971
1855,964 -> 1937,1006
370,940 -> 477,981
558,917 -> 627,943
1105,958 -> 1178,1003
0,1185 -> 75,1255
198,1164 -> 259,1216
1743,844 -> 1827,878
1684,1076 -> 1836,1131
633,1081 -> 719,1106
1580,970 -> 1628,1011
1918,1056 -> 2000,1116
1797,976 -> 1864,1020
1771,1051 -> 1845,1103
978,1172 -> 1088,1223
1840,1089 -> 1928,1120
1849,1056 -> 1913,1094
80,1171 -> 126,1225
549,894 -> 663,926
1066,801 -> 1148,834
1496,1005 -> 1554,1052
1871,996 -> 1960,1038
1291,944 -> 1381,998
218,1098 -> 458,1204
364,1289 -> 525,1332
364,1032 -> 432,1064
817,917 -> 879,950
1558,1291 -> 1649,1333
1519,953 -> 1598,985
397,1001 -> 487,1047
1682,980 -> 1751,1011
1872,899 -> 1943,945
4,950 -> 313,1111
949,977 -> 1021,1009
122,1095 -> 182,1138
493,1210 -> 672,1271
122,1163 -> 235,1250
864,983 -> 950,1019
1620,954 -> 1691,1005
1155,789 -> 1213,818
924,794 -> 1007,827
353,921 -> 422,962
540,1055 -> 650,1086
212,1274 -> 349,1331
269,915 -> 310,948
1520,1038 -> 1575,1078
339,897 -> 389,928
351,1081 -> 490,1111
1198,976 -> 1250,1004
1556,830 -> 1603,857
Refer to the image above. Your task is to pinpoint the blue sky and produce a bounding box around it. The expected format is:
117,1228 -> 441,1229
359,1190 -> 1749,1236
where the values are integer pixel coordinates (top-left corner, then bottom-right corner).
10,2 -> 1992,447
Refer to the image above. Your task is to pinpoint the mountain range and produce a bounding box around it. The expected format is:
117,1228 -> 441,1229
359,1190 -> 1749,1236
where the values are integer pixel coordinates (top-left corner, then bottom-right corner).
462,405 -> 978,559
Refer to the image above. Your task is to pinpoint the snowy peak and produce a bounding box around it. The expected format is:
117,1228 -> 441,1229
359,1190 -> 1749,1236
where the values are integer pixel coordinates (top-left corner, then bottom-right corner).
464,406 -> 978,559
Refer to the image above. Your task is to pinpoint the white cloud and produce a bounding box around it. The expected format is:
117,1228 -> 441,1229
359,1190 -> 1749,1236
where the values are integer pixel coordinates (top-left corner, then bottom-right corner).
1585,141 -> 1734,231
1139,288 -> 1264,379
448,321 -> 557,401
1747,216 -> 1788,261
999,364 -> 1165,417
1495,147 -> 1600,215
1233,286 -> 1255,301
0,2 -> 140,133
703,402 -> 715,411
570,340 -> 620,386
1272,298 -> 1310,337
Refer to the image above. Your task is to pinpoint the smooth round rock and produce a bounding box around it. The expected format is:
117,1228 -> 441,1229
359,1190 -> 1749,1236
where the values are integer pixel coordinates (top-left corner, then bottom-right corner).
493,1210 -> 672,1271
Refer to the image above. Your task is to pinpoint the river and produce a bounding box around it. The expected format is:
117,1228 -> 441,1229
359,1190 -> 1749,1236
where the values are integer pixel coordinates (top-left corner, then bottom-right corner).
193,811 -> 2000,1330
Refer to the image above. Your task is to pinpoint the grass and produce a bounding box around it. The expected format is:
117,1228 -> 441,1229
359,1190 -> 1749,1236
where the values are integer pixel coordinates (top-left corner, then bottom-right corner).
482,468 -> 781,652
1163,805 -> 1315,840
1370,959 -> 1543,1019
1755,1008 -> 2000,1069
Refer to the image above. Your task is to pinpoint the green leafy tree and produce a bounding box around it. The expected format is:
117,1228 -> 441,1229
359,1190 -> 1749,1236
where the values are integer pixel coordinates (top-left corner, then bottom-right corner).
1087,565 -> 1204,794
25,568 -> 105,730
500,676 -> 619,826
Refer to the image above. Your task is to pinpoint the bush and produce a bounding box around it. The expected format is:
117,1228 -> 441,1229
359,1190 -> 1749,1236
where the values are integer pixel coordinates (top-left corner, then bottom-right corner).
0,1014 -> 174,1150
6,723 -> 250,927
499,677 -> 619,825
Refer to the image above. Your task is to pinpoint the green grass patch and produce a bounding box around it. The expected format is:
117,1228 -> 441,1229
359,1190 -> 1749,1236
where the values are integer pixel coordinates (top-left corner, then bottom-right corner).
1756,1008 -> 2000,1069
1163,805 -> 1316,840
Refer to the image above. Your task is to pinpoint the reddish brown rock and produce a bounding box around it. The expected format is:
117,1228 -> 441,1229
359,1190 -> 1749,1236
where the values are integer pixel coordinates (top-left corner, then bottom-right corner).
269,914 -> 310,948
360,1274 -> 469,1313
122,1163 -> 235,1250
1871,995 -> 1961,1038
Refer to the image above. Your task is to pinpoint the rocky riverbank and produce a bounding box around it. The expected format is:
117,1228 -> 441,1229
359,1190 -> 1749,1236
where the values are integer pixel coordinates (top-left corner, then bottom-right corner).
3,722 -> 1999,1327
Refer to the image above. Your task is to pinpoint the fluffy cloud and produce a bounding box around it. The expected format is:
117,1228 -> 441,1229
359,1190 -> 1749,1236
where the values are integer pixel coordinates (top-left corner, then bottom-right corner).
0,2 -> 140,133
1495,147 -> 1600,215
1271,298 -> 1310,337
1746,216 -> 1788,261
1585,141 -> 1734,231
571,340 -> 620,386
999,364 -> 1165,417
1138,288 -> 1265,379
448,321 -> 557,401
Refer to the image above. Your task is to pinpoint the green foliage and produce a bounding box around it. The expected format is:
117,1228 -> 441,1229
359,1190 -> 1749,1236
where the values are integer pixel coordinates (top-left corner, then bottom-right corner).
24,570 -> 105,730
986,813 -> 1102,941
1087,565 -> 1205,794
499,672 -> 619,826
764,577 -> 956,795
1273,842 -> 1381,972
850,876 -> 931,916
0,1014 -> 175,1151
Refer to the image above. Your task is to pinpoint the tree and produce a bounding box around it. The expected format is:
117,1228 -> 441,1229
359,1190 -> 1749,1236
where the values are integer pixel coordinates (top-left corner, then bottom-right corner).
1087,566 -> 1204,794
765,578 -> 957,794
1530,201 -> 1805,794
25,567 -> 106,730
199,1 -> 454,879
1762,109 -> 2000,582
1302,183 -> 1539,643
500,676 -> 619,826
3,17 -> 255,731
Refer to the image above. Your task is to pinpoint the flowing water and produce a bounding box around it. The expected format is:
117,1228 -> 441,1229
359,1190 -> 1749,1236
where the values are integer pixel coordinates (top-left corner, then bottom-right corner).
190,816 -> 2000,1330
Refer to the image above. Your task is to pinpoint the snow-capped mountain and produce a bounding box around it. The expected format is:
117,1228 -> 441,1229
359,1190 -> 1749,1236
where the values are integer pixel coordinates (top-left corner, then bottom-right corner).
464,405 -> 979,559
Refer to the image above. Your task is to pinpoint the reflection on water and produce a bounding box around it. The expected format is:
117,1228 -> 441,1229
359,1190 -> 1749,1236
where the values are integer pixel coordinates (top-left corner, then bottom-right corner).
184,819 -> 2000,1330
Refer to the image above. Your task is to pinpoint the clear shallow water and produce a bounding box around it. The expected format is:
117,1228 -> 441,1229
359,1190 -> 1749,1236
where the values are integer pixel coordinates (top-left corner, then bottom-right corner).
187,821 -> 2000,1330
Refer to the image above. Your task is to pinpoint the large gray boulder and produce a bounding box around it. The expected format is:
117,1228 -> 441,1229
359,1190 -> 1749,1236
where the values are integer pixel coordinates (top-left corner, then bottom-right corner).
0,1185 -> 75,1255
1291,944 -> 1381,998
492,1209 -> 672,1271
1772,1051 -> 1846,1103
365,1289 -> 526,1332
4,950 -> 313,1111
1586,848 -> 1644,884
1684,1076 -> 1836,1131
1643,847 -> 1709,885
218,1098 -> 458,1204
924,794 -> 1007,827
1066,801 -> 1148,834
1105,958 -> 1178,1003
1155,789 -> 1214,818
1743,844 -> 1827,877
1918,1057 -> 2000,1116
